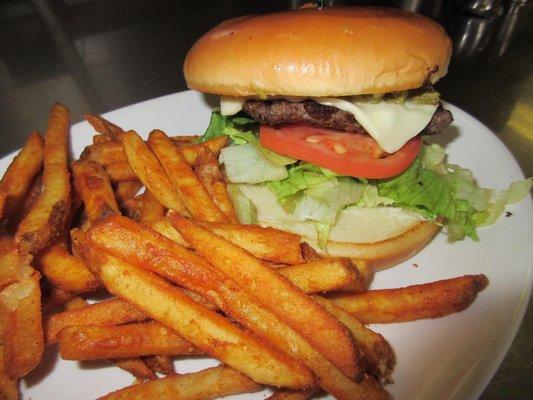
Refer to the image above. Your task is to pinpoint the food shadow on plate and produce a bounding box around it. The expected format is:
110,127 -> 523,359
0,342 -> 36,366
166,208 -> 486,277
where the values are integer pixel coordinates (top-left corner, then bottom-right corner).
425,124 -> 460,148
23,343 -> 60,388
201,93 -> 219,110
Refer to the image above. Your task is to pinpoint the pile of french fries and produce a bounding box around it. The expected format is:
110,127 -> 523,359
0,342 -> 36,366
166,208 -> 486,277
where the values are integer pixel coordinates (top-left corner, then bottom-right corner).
0,104 -> 489,400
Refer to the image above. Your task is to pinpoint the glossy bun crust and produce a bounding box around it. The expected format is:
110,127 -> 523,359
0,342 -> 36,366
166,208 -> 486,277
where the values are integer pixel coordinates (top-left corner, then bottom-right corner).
184,7 -> 452,97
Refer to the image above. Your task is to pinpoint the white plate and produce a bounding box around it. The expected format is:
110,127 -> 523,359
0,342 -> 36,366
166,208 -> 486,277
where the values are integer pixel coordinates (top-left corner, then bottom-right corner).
2,91 -> 530,400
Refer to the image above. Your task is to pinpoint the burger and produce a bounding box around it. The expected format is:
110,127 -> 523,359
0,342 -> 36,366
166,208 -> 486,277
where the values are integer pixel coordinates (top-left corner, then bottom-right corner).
183,6 -> 531,269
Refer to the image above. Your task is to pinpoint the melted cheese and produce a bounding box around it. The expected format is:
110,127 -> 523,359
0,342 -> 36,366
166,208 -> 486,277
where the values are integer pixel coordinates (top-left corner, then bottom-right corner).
220,96 -> 438,153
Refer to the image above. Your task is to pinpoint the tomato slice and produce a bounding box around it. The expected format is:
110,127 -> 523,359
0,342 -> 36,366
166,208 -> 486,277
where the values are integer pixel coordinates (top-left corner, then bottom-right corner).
259,124 -> 422,179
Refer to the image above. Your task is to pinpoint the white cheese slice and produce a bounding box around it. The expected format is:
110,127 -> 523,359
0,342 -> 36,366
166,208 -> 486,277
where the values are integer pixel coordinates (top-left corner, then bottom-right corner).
220,96 -> 438,153
313,98 -> 438,153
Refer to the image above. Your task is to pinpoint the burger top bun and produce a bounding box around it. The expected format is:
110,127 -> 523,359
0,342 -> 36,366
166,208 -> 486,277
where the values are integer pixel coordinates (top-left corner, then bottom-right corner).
184,6 -> 452,97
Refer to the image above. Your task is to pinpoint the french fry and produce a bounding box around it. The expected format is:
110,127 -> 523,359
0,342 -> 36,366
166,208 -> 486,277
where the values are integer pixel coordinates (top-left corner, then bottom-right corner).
170,214 -> 359,380
97,365 -> 261,400
0,268 -> 43,379
171,135 -> 200,145
139,191 -> 165,223
41,286 -> 75,314
277,258 -> 368,293
197,221 -> 303,264
93,134 -> 110,144
85,114 -> 125,141
267,389 -> 318,400
146,217 -> 192,247
123,195 -> 143,221
72,160 -> 120,224
0,190 -> 6,220
105,162 -> 137,183
37,243 -> 101,294
15,104 -> 71,254
121,131 -> 189,216
313,297 -> 395,380
0,240 -> 28,291
193,146 -> 238,222
329,275 -> 489,323
80,141 -> 127,166
143,355 -> 175,376
45,297 -> 149,343
59,322 -> 200,360
83,217 -> 394,399
0,132 -> 44,222
179,136 -> 228,165
114,181 -> 142,206
63,296 -> 90,311
148,130 -> 228,222
17,174 -> 42,228
72,230 -> 314,389
0,345 -> 19,400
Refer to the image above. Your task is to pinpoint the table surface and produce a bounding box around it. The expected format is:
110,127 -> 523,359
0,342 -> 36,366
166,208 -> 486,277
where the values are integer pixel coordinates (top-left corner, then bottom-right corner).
0,0 -> 531,398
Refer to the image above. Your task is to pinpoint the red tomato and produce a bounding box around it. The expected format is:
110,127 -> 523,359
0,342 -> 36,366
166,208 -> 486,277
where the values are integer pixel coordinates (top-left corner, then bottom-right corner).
259,124 -> 422,179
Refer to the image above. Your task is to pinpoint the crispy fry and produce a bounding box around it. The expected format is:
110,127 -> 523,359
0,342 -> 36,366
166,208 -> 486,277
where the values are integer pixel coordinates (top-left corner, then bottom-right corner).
148,130 -> 228,222
278,258 -> 368,293
85,114 -> 125,141
37,243 -> 101,294
72,230 -> 314,388
146,217 -> 192,247
329,275 -> 489,323
0,240 -> 26,291
93,134 -> 110,144
193,146 -> 238,222
121,131 -> 189,215
197,221 -> 303,264
97,365 -> 261,400
122,195 -> 143,221
45,297 -> 148,343
15,104 -> 71,254
179,136 -> 228,165
0,345 -> 19,400
63,296 -> 90,311
170,214 -> 359,380
80,141 -> 127,166
0,190 -> 5,220
267,389 -> 318,400
171,135 -> 200,145
105,162 -> 137,183
114,181 -> 142,206
72,160 -> 120,224
313,296 -> 395,380
139,191 -> 165,223
59,322 -> 200,360
41,287 -> 75,314
0,268 -> 43,379
143,355 -> 175,376
0,132 -> 44,223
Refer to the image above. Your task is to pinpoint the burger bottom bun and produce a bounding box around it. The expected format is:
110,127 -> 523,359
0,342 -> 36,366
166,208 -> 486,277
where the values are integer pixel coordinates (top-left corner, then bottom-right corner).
238,185 -> 440,270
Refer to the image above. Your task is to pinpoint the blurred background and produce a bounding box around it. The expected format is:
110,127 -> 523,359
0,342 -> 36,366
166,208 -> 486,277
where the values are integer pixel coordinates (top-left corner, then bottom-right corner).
0,0 -> 531,398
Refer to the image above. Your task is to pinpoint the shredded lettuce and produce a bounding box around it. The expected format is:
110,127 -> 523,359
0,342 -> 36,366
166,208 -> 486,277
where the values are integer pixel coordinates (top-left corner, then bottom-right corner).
220,143 -> 288,183
227,184 -> 257,224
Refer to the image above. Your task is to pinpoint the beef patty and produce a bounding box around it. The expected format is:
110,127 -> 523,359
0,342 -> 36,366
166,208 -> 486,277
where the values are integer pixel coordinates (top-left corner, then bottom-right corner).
242,99 -> 453,135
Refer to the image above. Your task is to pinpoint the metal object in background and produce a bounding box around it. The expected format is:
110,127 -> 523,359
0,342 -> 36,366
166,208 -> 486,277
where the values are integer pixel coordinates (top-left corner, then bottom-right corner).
459,0 -> 504,17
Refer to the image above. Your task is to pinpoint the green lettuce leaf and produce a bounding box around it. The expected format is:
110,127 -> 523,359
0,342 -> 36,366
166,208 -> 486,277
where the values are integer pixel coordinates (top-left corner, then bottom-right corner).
227,184 -> 257,224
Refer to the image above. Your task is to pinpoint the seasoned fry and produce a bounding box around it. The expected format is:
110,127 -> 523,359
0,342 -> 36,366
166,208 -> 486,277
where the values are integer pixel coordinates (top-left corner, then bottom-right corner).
41,286 -> 75,314
121,131 -> 189,216
278,258 -> 368,293
114,181 -> 142,206
97,365 -> 261,400
72,231 -> 314,389
329,274 -> 489,323
45,297 -> 149,343
105,162 -> 137,183
139,191 -> 165,223
193,146 -> 238,222
0,190 -> 6,220
143,355 -> 175,376
112,357 -> 156,381
15,104 -> 71,254
197,221 -> 303,264
313,296 -> 395,380
179,136 -> 228,165
0,241 -> 23,291
0,268 -> 43,379
93,134 -> 110,144
0,345 -> 19,400
85,114 -> 125,141
170,214 -> 359,380
72,160 -> 120,223
59,322 -> 200,360
81,141 -> 127,166
63,296 -> 90,311
0,132 -> 44,222
171,135 -> 200,145
37,243 -> 100,294
148,130 -> 228,222
267,389 -> 318,400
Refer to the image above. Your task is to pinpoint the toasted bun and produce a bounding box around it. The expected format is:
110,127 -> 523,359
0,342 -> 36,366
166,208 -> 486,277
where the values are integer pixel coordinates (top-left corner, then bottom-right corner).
238,185 -> 440,270
184,6 -> 452,97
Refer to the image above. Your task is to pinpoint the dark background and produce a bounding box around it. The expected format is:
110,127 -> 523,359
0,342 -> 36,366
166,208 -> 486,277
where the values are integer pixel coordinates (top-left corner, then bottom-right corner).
0,1 -> 531,398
